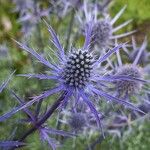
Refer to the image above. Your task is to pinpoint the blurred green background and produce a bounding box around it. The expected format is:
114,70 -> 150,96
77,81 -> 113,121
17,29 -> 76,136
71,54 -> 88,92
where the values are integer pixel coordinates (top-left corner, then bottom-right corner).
0,0 -> 150,149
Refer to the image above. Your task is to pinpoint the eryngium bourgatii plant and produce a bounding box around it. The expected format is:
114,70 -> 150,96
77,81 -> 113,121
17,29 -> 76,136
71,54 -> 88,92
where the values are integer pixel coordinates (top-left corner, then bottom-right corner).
0,21 -> 145,135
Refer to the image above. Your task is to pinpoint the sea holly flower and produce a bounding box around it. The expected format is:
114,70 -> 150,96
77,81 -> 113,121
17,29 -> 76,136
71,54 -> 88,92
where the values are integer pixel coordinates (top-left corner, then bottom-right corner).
107,41 -> 149,99
58,108 -> 88,132
57,100 -> 100,134
0,21 -> 145,134
78,3 -> 135,50
115,64 -> 143,98
69,112 -> 86,131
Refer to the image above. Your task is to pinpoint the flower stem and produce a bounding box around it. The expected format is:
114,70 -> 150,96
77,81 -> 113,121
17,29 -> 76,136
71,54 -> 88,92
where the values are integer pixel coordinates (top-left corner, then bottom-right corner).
10,91 -> 67,149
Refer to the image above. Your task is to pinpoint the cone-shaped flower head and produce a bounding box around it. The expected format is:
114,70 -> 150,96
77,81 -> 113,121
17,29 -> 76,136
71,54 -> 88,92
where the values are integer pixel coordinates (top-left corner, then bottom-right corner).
63,49 -> 94,88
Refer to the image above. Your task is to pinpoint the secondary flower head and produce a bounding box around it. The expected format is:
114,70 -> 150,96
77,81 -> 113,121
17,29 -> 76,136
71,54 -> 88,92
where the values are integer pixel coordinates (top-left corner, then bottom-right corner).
109,41 -> 149,99
0,21 -> 145,134
91,19 -> 112,49
115,64 -> 143,97
69,113 -> 86,131
78,3 -> 135,50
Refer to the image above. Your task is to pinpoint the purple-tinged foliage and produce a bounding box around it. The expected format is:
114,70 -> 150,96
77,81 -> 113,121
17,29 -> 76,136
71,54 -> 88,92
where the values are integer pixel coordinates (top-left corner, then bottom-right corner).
0,22 -> 145,136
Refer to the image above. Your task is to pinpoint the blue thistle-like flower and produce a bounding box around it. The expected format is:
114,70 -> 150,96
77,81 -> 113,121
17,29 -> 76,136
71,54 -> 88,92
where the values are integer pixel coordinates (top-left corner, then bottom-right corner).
115,64 -> 143,97
57,101 -> 89,133
79,3 -> 135,50
0,21 -> 145,134
91,19 -> 113,49
109,41 -> 149,99
69,113 -> 86,131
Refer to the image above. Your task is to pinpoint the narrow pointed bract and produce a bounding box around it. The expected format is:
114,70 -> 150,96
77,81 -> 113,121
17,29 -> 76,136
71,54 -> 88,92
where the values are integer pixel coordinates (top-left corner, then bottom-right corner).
0,71 -> 15,93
